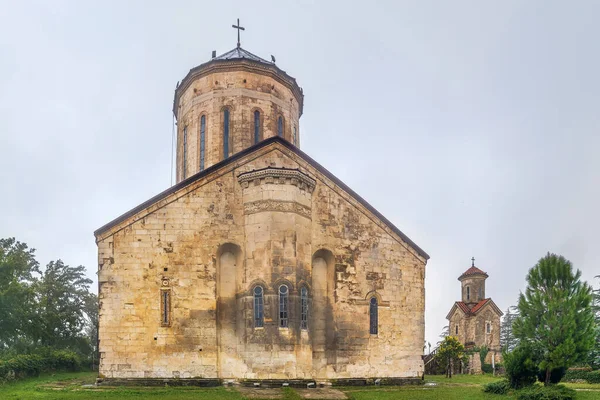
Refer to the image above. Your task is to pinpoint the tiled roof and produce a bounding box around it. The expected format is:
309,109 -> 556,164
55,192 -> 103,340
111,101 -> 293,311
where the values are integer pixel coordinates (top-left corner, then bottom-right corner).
470,298 -> 490,314
458,266 -> 489,280
212,46 -> 272,64
456,302 -> 471,314
446,298 -> 503,320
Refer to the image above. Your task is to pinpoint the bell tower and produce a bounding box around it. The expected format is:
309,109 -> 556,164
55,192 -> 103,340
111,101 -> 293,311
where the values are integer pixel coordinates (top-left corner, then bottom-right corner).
172,20 -> 304,183
458,258 -> 488,304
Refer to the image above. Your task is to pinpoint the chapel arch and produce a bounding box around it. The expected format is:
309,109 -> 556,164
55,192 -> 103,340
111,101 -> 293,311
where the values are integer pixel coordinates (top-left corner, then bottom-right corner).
311,248 -> 336,378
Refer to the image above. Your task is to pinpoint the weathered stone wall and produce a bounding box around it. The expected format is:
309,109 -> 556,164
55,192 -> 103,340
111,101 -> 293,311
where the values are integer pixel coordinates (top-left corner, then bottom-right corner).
96,142 -> 426,380
175,70 -> 301,182
448,304 -> 502,363
460,276 -> 486,304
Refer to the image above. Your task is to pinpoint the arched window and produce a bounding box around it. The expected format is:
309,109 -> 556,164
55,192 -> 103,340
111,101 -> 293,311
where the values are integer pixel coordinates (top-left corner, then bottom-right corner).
369,297 -> 378,334
277,116 -> 283,137
253,110 -> 260,144
199,115 -> 206,171
183,126 -> 188,179
467,286 -> 470,301
293,126 -> 297,146
223,108 -> 230,159
300,286 -> 308,330
455,325 -> 459,335
279,284 -> 289,328
253,286 -> 264,328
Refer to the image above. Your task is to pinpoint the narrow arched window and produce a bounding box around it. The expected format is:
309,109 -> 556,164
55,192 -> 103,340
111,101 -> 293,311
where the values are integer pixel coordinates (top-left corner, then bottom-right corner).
253,110 -> 260,144
253,286 -> 264,328
182,126 -> 188,179
223,108 -> 230,159
293,126 -> 297,145
300,287 -> 308,330
369,297 -> 378,335
455,325 -> 459,335
277,116 -> 283,137
279,284 -> 289,328
467,286 -> 470,301
199,115 -> 206,171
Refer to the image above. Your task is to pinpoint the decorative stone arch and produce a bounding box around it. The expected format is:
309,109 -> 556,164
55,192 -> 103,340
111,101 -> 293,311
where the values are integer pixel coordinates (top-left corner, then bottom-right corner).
246,278 -> 269,296
311,248 -> 336,377
271,278 -> 295,294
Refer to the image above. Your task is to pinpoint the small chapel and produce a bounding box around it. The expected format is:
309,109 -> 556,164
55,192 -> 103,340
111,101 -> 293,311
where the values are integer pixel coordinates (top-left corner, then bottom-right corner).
446,259 -> 503,368
94,22 -> 429,384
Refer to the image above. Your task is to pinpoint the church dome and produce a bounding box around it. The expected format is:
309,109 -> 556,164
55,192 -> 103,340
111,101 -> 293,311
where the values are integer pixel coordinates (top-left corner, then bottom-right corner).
172,42 -> 304,184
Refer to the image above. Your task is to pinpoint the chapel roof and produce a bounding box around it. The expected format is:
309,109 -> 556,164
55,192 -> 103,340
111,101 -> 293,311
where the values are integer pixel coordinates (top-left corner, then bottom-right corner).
94,136 -> 430,260
446,298 -> 503,320
458,266 -> 489,280
212,46 -> 272,63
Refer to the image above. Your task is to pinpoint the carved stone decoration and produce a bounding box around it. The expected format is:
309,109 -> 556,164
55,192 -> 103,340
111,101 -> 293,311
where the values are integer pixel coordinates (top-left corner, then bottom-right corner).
244,199 -> 311,219
237,167 -> 316,193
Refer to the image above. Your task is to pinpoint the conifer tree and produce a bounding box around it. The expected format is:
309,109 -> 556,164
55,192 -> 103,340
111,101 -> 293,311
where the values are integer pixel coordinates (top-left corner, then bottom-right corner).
513,253 -> 595,385
500,306 -> 519,352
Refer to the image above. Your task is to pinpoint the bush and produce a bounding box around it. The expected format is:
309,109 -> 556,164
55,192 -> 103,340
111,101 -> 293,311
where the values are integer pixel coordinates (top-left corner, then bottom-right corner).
483,379 -> 511,395
516,385 -> 576,400
563,368 -> 600,383
504,345 -> 539,389
0,350 -> 82,383
537,367 -> 567,384
482,363 -> 494,374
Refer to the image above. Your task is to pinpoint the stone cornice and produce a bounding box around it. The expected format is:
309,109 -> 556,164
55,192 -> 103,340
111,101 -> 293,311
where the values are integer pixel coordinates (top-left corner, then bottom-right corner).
237,167 -> 316,193
173,59 -> 304,119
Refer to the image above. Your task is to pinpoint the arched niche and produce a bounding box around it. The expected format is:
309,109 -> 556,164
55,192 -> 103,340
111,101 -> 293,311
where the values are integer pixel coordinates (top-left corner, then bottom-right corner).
311,248 -> 335,378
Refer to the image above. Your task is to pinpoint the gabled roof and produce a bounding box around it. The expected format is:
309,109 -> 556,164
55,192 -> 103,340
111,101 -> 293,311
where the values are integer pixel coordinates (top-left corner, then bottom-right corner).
446,298 -> 503,320
94,136 -> 430,260
458,266 -> 489,280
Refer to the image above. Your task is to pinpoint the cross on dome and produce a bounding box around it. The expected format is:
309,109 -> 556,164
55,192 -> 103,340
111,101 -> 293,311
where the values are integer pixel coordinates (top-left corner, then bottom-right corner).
232,18 -> 245,48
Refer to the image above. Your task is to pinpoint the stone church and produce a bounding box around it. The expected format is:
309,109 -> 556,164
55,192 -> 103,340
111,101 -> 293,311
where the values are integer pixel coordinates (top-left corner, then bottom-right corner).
446,260 -> 503,366
95,28 -> 429,384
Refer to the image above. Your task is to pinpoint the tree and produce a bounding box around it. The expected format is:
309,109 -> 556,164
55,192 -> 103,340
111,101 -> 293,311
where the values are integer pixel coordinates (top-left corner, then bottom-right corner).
83,293 -> 99,368
500,306 -> 519,352
513,253 -> 596,385
34,260 -> 93,351
436,336 -> 466,378
589,275 -> 600,369
0,238 -> 40,353
437,325 -> 450,345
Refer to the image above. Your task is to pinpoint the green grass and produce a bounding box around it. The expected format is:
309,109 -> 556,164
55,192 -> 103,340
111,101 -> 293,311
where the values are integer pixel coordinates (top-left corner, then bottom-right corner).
1,372 -> 599,399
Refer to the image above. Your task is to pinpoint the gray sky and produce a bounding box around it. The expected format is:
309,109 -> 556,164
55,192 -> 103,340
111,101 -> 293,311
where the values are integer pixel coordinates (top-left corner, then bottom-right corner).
1,0 -> 599,347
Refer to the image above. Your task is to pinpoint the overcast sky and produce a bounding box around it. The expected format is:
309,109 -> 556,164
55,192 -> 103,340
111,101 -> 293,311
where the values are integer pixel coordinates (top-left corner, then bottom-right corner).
1,0 -> 599,347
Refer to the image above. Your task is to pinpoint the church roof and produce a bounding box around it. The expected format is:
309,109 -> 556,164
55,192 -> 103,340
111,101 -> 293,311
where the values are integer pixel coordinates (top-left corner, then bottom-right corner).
458,266 -> 489,280
212,46 -> 272,63
446,298 -> 503,320
94,136 -> 430,260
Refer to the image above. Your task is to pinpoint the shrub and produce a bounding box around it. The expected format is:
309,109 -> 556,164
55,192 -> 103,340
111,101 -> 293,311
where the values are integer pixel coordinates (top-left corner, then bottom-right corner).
0,350 -> 82,383
563,368 -> 600,383
515,385 -> 576,400
504,345 -> 539,389
482,363 -> 494,374
483,379 -> 511,395
537,367 -> 566,384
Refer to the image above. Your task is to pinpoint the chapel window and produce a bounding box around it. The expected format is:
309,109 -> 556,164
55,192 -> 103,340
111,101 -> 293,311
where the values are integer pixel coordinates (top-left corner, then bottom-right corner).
223,108 -> 230,159
277,116 -> 283,137
160,289 -> 171,327
486,321 -> 491,334
467,286 -> 470,301
200,115 -> 206,171
300,286 -> 308,330
455,325 -> 459,335
369,297 -> 378,335
254,110 -> 261,144
253,286 -> 264,328
183,126 -> 188,179
279,284 -> 289,328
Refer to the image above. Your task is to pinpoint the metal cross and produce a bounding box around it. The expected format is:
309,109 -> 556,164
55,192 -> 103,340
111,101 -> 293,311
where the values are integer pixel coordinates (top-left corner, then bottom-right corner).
471,257 -> 475,267
232,18 -> 245,48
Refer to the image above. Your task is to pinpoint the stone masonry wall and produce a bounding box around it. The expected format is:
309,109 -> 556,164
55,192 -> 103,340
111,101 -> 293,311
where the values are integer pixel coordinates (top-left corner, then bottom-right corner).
96,142 -> 426,380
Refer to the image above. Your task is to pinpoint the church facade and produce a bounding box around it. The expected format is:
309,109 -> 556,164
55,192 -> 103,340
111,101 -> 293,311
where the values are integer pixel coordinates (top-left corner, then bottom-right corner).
95,37 -> 429,383
446,262 -> 503,366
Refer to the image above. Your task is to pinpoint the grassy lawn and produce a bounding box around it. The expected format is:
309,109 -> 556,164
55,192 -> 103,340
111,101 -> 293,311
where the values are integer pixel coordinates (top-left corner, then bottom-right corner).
1,372 -> 599,399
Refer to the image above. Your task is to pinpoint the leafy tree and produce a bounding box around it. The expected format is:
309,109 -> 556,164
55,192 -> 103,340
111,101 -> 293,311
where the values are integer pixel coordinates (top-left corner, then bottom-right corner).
513,253 -> 596,385
0,238 -> 40,353
503,343 -> 539,389
34,260 -> 93,351
83,293 -> 99,368
500,306 -> 519,352
589,275 -> 600,369
436,336 -> 466,378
